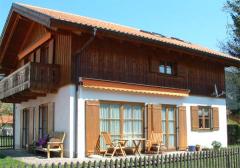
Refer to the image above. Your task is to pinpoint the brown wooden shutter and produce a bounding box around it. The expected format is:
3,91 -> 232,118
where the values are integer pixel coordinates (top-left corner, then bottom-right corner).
85,100 -> 100,156
48,102 -> 55,134
191,106 -> 199,131
28,108 -> 34,145
212,107 -> 219,131
147,104 -> 152,139
147,104 -> 162,139
152,105 -> 162,132
178,106 -> 187,150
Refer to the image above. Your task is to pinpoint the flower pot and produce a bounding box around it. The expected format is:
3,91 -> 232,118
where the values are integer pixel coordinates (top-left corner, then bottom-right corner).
196,146 -> 201,151
188,146 -> 196,152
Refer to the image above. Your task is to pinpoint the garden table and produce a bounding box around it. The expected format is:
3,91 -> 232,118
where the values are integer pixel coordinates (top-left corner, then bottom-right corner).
117,138 -> 146,156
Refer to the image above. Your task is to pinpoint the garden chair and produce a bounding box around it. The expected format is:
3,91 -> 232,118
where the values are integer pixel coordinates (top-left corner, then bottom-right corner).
101,132 -> 126,157
146,131 -> 165,154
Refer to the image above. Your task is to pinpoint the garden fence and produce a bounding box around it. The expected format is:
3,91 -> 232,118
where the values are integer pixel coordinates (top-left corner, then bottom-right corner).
1,146 -> 240,168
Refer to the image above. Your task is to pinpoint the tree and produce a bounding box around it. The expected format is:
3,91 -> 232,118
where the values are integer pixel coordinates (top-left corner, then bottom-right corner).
224,0 -> 240,57
223,1 -> 240,115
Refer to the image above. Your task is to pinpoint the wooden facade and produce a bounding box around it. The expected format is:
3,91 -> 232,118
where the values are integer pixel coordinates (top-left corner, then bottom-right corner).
73,35 -> 225,97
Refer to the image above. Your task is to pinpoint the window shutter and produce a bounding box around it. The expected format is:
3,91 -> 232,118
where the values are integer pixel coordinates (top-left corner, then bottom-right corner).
191,106 -> 199,131
147,104 -> 162,139
147,104 -> 152,140
152,105 -> 162,132
85,100 -> 100,156
48,102 -> 55,134
178,106 -> 187,150
212,107 -> 219,131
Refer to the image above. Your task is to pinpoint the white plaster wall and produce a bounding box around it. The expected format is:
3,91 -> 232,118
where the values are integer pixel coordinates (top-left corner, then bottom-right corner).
14,85 -> 76,158
14,104 -> 21,149
78,87 -> 227,156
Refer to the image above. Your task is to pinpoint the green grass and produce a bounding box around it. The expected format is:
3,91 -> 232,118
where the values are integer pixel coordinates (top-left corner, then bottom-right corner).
0,153 -> 25,168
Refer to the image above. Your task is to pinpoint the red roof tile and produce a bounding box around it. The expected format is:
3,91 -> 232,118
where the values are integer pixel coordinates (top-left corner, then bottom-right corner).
0,115 -> 13,124
7,3 -> 240,63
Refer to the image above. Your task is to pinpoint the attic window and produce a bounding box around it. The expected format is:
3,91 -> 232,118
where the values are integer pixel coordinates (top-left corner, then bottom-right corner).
159,62 -> 173,75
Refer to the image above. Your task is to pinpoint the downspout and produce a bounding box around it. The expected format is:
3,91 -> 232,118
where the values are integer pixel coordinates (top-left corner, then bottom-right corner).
74,28 -> 97,158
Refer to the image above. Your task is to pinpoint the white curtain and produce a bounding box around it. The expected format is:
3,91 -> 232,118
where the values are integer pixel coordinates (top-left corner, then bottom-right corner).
168,106 -> 175,147
123,105 -> 143,147
162,106 -> 166,145
100,104 -> 120,149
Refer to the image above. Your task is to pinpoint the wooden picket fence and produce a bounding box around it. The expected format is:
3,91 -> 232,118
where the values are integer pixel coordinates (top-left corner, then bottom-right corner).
1,146 -> 240,168
0,135 -> 14,150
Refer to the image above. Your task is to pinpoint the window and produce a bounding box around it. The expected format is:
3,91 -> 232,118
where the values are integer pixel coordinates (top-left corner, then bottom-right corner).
40,45 -> 49,64
159,62 -> 173,75
39,105 -> 48,138
198,107 -> 211,129
100,102 -> 143,149
162,105 -> 176,149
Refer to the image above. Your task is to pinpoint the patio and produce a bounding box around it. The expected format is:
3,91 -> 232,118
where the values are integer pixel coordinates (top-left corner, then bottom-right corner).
0,149 -> 185,165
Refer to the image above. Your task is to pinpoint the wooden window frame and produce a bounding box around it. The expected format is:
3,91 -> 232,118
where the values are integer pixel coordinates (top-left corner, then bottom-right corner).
159,62 -> 174,75
162,104 -> 177,150
198,106 -> 212,130
100,101 -> 145,140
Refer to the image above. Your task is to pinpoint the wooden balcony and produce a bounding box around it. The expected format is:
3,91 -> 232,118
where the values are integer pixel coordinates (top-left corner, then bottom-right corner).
0,62 -> 60,103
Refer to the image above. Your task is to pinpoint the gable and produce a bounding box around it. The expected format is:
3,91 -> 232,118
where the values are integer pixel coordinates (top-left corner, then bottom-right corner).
20,23 -> 49,52
0,12 -> 49,72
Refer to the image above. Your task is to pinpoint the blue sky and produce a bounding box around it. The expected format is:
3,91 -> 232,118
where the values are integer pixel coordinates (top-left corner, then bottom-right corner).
0,0 -> 230,51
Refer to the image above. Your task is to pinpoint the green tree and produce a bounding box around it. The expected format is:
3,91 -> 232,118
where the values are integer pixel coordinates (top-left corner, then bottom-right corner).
224,1 -> 240,115
224,0 -> 240,57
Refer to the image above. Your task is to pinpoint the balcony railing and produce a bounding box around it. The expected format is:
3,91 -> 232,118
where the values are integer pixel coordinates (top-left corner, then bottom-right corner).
0,62 -> 60,102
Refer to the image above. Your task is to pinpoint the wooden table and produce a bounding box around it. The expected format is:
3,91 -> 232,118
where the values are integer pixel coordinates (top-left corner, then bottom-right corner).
117,138 -> 146,156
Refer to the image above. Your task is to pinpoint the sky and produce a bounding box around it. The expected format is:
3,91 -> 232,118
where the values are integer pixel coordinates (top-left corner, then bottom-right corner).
0,0 -> 231,51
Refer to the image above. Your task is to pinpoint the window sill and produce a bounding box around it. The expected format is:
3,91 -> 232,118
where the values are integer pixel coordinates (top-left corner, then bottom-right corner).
193,128 -> 216,132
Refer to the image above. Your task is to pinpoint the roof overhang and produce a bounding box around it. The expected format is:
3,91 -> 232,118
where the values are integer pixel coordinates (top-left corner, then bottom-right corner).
1,3 -> 240,68
81,78 -> 190,97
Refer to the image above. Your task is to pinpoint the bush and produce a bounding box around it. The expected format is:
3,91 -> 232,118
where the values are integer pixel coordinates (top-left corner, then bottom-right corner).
212,141 -> 222,150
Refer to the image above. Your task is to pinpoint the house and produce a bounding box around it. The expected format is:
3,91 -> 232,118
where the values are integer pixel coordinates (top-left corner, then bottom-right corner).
0,3 -> 239,158
0,115 -> 13,125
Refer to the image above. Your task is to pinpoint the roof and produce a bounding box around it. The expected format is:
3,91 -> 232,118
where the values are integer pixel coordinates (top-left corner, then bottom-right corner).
1,3 -> 240,64
82,78 -> 190,97
0,115 -> 13,124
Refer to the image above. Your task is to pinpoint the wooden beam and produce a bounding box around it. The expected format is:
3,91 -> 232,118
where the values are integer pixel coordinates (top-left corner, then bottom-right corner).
18,32 -> 51,60
19,22 -> 35,52
0,15 -> 20,62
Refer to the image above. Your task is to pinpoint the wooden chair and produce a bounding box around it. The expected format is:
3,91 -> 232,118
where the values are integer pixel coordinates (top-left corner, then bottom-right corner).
36,132 -> 65,158
101,132 -> 126,157
146,131 -> 165,154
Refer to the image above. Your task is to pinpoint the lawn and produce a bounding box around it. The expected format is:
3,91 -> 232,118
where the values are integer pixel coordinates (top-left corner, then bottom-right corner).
0,153 -> 25,168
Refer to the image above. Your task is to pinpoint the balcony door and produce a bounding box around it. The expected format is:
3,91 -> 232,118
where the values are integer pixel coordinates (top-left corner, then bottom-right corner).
22,109 -> 29,148
162,105 -> 176,150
